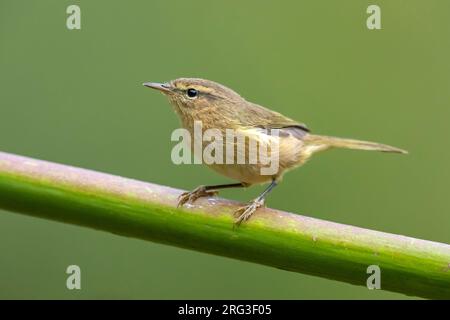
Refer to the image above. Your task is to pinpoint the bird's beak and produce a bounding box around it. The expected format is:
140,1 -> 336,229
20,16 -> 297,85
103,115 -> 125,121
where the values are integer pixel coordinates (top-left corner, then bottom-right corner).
143,82 -> 172,93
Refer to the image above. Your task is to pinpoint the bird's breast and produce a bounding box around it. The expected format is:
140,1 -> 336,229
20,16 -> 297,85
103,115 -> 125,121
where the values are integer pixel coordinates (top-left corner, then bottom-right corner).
184,126 -> 308,184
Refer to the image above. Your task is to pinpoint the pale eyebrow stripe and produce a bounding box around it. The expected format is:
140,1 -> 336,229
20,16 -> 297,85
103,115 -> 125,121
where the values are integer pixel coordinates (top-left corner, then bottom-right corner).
173,87 -> 224,100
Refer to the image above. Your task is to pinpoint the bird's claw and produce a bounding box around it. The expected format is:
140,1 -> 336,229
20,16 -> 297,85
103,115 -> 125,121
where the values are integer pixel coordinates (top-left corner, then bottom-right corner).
177,185 -> 218,207
233,198 -> 265,226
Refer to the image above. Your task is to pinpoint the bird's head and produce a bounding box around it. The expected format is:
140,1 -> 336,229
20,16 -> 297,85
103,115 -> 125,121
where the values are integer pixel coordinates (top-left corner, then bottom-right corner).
143,78 -> 243,118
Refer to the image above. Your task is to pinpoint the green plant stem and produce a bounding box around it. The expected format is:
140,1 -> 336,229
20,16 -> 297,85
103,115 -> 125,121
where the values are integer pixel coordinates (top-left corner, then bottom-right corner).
0,151 -> 449,298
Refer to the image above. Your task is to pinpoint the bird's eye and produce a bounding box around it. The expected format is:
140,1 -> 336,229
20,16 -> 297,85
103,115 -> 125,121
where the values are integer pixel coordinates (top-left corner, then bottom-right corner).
186,88 -> 198,99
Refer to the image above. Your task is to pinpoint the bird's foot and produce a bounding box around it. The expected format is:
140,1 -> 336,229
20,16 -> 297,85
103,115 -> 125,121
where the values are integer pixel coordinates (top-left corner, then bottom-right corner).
177,185 -> 218,207
233,198 -> 265,226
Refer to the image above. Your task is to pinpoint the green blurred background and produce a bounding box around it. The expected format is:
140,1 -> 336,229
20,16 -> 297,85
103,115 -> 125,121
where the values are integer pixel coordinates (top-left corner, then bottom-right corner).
0,0 -> 449,299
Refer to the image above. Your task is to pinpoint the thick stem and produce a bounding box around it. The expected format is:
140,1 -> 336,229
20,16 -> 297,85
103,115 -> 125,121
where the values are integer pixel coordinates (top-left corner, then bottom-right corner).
0,151 -> 449,298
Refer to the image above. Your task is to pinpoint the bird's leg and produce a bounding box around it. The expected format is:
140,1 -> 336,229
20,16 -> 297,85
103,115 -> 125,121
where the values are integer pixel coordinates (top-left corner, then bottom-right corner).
177,183 -> 246,207
234,180 -> 278,226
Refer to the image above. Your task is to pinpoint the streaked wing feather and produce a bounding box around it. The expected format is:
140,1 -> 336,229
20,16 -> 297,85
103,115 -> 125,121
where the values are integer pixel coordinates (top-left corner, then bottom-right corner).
237,102 -> 310,138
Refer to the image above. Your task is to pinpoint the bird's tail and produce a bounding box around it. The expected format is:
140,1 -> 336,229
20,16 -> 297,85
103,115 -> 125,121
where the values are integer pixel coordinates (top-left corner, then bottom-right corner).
304,134 -> 408,154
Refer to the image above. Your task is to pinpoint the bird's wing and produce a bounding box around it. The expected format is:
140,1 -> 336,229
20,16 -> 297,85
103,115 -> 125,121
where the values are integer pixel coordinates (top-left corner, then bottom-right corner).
242,102 -> 310,139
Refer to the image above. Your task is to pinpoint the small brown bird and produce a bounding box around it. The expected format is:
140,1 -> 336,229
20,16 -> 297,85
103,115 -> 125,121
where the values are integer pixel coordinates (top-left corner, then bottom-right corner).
144,78 -> 407,225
